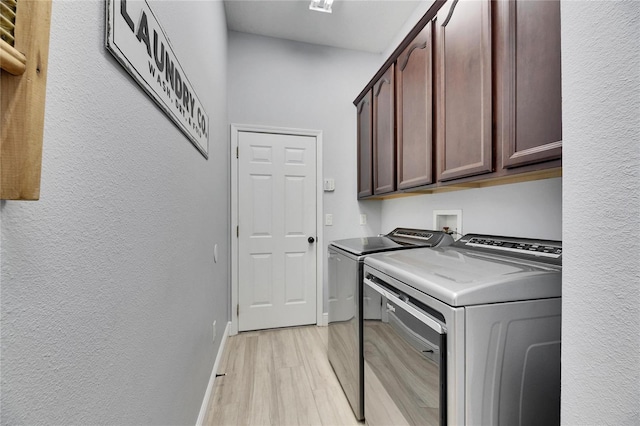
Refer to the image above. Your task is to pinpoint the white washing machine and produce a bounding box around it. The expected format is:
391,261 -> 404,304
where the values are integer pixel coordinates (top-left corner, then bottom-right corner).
363,234 -> 562,426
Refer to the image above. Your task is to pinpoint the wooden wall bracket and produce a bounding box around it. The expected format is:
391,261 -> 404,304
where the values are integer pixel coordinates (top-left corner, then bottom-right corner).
1,0 -> 52,200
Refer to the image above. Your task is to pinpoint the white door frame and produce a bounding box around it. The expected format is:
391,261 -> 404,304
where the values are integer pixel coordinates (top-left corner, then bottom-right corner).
230,123 -> 324,336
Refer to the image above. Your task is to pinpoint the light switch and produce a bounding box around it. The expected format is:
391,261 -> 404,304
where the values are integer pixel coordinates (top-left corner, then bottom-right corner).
325,214 -> 333,226
323,179 -> 335,192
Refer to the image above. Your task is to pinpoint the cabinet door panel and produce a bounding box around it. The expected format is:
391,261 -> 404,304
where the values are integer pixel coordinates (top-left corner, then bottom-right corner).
373,66 -> 396,195
436,0 -> 492,182
357,91 -> 373,198
499,0 -> 562,168
397,23 -> 434,190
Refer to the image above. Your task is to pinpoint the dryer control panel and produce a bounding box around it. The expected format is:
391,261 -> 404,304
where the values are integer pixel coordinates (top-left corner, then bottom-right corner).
455,234 -> 562,264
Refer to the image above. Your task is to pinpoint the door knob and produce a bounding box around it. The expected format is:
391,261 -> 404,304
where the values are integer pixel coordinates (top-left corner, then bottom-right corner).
308,236 -> 315,243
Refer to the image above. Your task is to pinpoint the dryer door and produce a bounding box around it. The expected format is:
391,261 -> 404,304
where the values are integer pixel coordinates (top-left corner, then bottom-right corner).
363,276 -> 447,426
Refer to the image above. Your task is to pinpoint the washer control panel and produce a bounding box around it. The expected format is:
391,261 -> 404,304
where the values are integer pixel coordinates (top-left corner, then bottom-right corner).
387,228 -> 455,247
390,229 -> 434,241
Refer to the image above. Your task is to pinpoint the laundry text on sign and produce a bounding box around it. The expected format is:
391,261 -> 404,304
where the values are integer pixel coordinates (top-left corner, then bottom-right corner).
106,0 -> 209,157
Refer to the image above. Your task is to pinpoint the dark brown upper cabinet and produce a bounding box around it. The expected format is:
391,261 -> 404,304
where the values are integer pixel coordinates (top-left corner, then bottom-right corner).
357,90 -> 373,198
396,22 -> 434,190
496,0 -> 562,169
373,66 -> 396,195
435,0 -> 493,182
353,0 -> 562,199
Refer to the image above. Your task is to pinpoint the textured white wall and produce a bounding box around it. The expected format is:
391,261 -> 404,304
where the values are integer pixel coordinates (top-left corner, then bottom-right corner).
0,1 -> 229,424
379,178 -> 562,240
561,1 -> 640,424
227,31 -> 383,310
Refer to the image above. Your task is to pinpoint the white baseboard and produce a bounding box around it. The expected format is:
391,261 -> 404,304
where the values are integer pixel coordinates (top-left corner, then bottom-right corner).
320,312 -> 328,327
196,321 -> 231,426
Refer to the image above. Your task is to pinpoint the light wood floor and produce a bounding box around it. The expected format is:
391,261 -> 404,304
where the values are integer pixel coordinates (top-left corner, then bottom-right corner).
203,325 -> 362,426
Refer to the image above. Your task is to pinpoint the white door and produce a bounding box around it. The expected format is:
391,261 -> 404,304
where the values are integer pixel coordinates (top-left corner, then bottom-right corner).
238,131 -> 317,331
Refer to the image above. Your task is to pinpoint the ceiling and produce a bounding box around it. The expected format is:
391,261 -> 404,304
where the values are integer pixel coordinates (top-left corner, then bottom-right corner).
224,0 -> 424,54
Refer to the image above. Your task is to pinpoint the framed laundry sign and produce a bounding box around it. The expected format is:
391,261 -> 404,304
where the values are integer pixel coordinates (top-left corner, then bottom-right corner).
106,0 -> 209,158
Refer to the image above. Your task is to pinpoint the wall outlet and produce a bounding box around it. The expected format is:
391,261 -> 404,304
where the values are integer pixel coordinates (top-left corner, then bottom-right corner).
325,213 -> 333,226
360,214 -> 367,225
212,321 -> 217,342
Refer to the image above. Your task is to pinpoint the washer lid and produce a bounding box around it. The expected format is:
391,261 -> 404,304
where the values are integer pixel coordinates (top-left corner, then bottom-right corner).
330,236 -> 404,256
364,246 -> 562,306
330,228 -> 452,256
